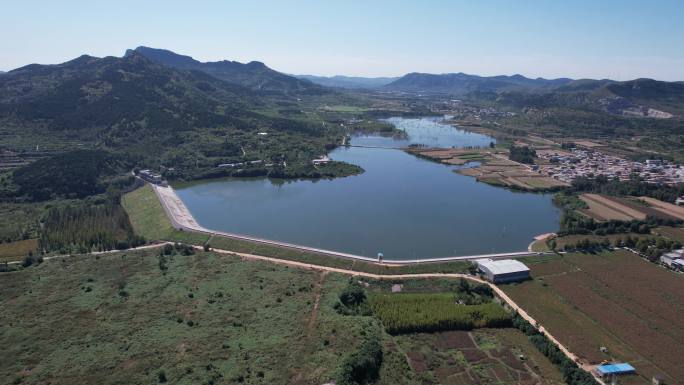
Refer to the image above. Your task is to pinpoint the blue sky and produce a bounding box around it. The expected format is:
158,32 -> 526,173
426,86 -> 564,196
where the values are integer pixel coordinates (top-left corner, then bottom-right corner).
2,0 -> 683,80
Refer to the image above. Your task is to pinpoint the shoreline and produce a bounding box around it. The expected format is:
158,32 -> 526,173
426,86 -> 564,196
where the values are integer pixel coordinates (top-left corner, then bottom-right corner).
151,183 -> 551,264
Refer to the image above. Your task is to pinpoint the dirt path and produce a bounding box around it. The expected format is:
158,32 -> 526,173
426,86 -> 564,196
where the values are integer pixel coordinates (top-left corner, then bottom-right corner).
198,244 -> 606,385
17,240 -> 603,385
306,271 -> 327,333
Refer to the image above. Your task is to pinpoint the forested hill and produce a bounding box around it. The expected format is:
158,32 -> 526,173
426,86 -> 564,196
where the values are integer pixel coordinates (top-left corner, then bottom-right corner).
0,51 -> 346,180
129,46 -> 326,95
0,52 -> 256,130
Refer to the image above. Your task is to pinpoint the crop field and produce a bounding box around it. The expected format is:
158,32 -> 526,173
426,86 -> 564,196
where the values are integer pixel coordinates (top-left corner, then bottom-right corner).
639,197 -> 684,220
504,250 -> 684,384
579,194 -> 647,221
0,238 -> 38,262
0,248 -> 419,385
369,293 -> 510,334
579,194 -> 682,222
394,329 -> 565,384
450,158 -> 568,191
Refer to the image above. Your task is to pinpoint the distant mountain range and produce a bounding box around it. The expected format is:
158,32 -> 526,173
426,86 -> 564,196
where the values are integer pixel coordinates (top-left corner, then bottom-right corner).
128,46 -> 325,95
295,74 -> 399,89
383,72 -> 573,94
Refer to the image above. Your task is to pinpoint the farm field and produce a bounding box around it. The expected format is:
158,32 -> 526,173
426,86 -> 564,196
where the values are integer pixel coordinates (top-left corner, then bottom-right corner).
505,250 -> 684,385
654,226 -> 684,243
579,194 -> 647,221
0,238 -> 38,263
0,248 -> 413,385
452,157 -> 567,191
639,197 -> 684,220
409,148 -> 567,191
394,329 -> 565,385
579,194 -> 682,221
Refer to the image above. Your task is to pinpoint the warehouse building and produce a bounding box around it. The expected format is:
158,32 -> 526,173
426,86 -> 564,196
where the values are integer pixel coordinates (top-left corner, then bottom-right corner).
476,259 -> 530,283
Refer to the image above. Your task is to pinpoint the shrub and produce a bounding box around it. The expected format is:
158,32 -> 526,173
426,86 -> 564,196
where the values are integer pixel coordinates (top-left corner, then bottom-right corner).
335,329 -> 383,385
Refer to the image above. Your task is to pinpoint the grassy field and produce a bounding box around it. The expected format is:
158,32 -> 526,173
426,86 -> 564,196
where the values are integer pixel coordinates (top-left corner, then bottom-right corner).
504,250 -> 684,384
0,247 -> 421,385
122,185 -> 472,275
321,105 -> 369,113
394,329 -> 565,385
0,238 -> 38,262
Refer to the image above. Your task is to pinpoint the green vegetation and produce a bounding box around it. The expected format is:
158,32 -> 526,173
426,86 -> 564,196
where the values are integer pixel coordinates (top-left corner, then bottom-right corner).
10,150 -> 128,201
508,145 -> 537,164
335,281 -> 372,316
335,324 -> 384,385
0,51 -> 366,183
0,202 -> 42,242
370,293 -> 510,334
0,248 -> 401,384
38,203 -> 145,254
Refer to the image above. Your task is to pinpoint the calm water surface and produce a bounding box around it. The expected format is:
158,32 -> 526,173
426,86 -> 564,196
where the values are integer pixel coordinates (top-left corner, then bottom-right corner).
176,117 -> 560,259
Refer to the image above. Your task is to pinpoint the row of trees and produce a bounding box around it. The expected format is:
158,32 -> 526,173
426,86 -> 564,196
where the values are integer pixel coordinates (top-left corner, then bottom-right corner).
558,210 -> 680,236
38,203 -> 145,254
369,293 -> 510,334
512,315 -> 598,385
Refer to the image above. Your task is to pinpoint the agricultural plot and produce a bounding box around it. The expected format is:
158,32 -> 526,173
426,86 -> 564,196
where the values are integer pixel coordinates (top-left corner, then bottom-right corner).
579,194 -> 647,221
654,226 -> 684,243
639,197 -> 684,220
452,159 -> 567,191
0,238 -> 38,263
394,329 -> 565,385
579,194 -> 682,221
504,250 -> 684,384
369,293 -> 510,334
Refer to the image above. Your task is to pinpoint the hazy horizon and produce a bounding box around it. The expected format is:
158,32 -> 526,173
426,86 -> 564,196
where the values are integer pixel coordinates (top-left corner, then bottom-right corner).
3,0 -> 684,81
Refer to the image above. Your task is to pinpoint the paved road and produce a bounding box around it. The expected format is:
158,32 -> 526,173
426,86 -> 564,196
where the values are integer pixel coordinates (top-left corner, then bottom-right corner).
152,183 -> 553,264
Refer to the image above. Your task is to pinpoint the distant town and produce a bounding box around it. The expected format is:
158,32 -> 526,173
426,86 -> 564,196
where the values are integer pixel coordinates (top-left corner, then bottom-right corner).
536,147 -> 684,185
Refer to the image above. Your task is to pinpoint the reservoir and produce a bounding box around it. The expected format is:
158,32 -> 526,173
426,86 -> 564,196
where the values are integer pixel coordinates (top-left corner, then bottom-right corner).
176,117 -> 560,260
